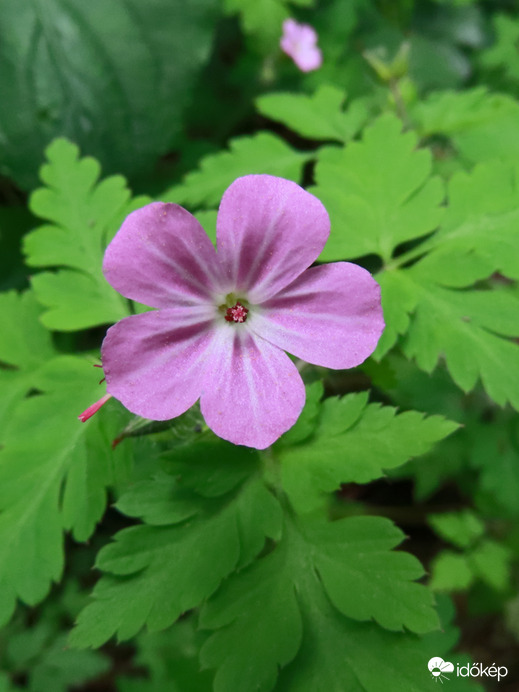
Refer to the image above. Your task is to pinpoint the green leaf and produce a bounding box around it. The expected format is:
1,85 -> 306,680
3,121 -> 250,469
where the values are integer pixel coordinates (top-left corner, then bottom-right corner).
256,85 -> 371,143
429,552 -> 474,592
371,158 -> 519,406
24,139 -> 150,330
471,416 -> 519,517
201,514 -> 438,691
69,474 -> 281,647
115,473 -> 202,526
161,438 -> 260,498
0,290 -> 54,371
0,290 -> 56,432
278,392 -> 458,513
372,270 -> 418,358
0,356 -> 131,624
311,114 -> 444,262
468,541 -> 511,592
28,634 -> 109,692
481,14 -> 519,83
200,544 -> 303,692
416,161 -> 519,281
0,0 -> 218,189
162,132 -> 310,209
413,87 -> 519,166
280,589 -> 483,692
428,510 -> 485,549
401,277 -> 519,410
300,516 -> 438,633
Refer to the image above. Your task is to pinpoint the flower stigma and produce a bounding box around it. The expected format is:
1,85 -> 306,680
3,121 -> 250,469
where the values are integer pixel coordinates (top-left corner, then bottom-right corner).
225,301 -> 249,323
218,293 -> 250,323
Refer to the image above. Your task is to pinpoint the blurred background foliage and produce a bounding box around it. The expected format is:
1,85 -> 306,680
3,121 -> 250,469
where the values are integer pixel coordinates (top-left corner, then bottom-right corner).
1,0 -> 519,690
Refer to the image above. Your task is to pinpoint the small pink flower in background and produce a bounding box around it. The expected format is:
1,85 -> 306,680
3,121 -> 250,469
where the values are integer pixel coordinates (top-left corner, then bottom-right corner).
84,175 -> 384,449
280,18 -> 322,72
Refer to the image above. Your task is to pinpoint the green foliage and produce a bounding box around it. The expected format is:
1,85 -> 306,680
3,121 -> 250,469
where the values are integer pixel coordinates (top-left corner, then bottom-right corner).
481,14 -> 519,83
312,114 -> 444,262
412,87 -> 519,165
24,139 -> 150,330
70,454 -> 281,647
0,291 -> 55,431
0,0 -> 218,189
117,620 -> 213,692
312,113 -> 519,410
428,510 -> 485,549
256,85 -> 371,142
277,391 -> 458,512
0,356 -> 131,625
429,509 -> 512,594
2,2 -> 518,686
163,132 -> 310,209
201,514 -> 437,692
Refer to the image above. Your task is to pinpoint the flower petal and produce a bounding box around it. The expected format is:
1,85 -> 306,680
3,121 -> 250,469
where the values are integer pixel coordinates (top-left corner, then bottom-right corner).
216,175 -> 330,303
102,307 -> 215,420
103,202 -> 221,309
280,19 -> 322,72
200,327 -> 306,449
249,262 -> 385,369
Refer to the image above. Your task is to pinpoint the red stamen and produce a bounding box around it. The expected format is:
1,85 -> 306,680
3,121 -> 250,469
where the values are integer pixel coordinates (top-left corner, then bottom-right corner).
225,301 -> 249,323
78,393 -> 112,422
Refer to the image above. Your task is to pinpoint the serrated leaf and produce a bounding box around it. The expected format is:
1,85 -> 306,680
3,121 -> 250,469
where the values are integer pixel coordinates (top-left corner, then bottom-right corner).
311,114 -> 444,262
371,157 -> 519,407
416,161 -> 519,282
301,516 -> 437,633
402,277 -> 519,410
278,393 -> 458,512
162,132 -> 310,209
69,474 -> 281,647
200,544 -> 303,692
277,585 -> 444,692
24,139 -> 149,330
201,513 -> 438,692
256,85 -> 371,142
0,356 -> 131,623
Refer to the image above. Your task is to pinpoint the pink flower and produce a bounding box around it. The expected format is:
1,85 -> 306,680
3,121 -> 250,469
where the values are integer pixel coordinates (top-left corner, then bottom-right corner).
97,175 -> 384,449
280,18 -> 322,72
